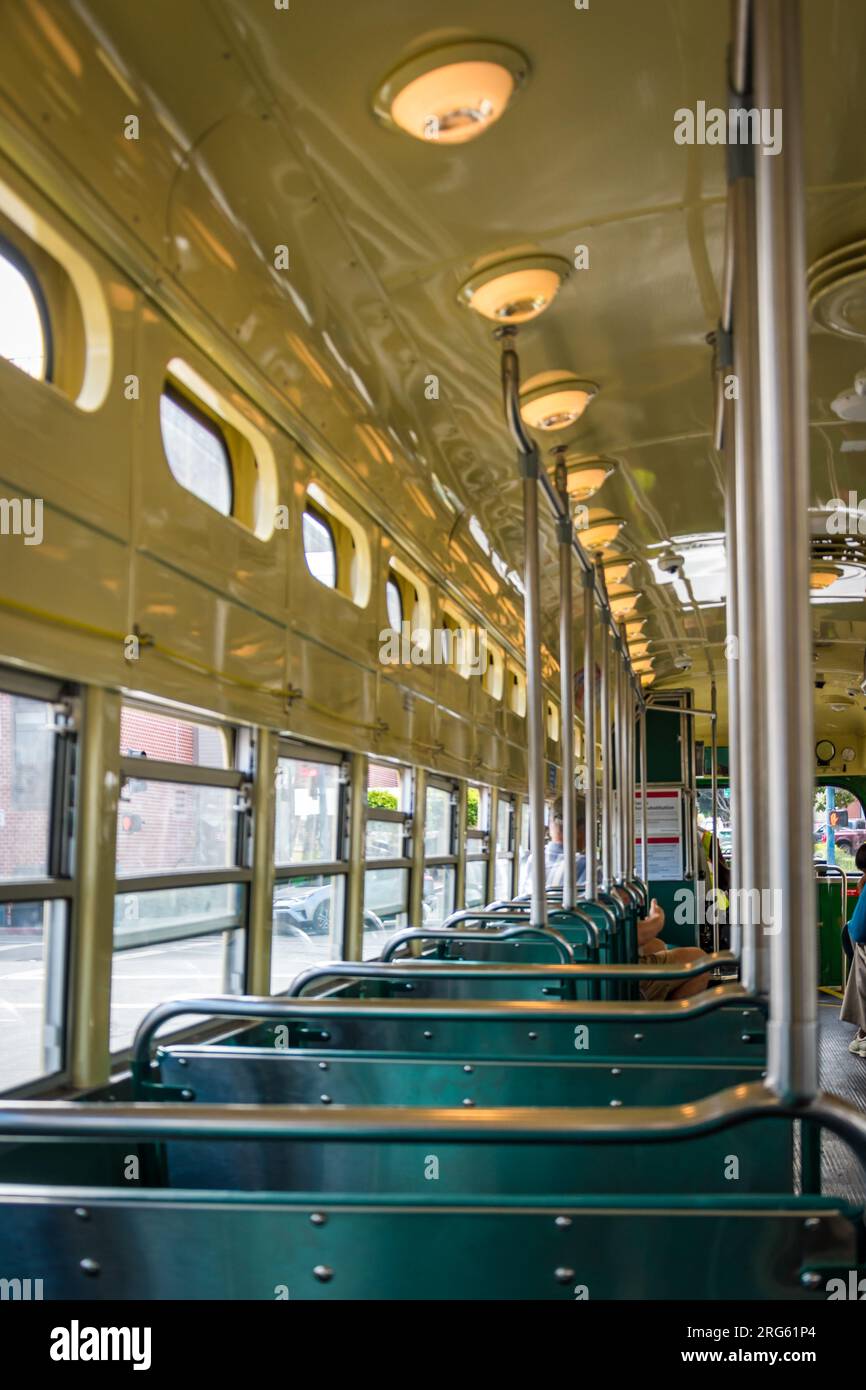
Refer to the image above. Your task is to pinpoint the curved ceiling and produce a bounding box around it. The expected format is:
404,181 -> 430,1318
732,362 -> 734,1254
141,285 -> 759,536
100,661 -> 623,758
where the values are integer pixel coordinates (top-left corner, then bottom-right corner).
3,0 -> 866,738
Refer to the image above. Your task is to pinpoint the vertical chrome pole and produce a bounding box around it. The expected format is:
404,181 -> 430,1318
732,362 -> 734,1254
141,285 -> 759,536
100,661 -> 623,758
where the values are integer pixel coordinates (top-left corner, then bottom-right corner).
612,636 -> 624,883
710,681 -> 720,954
500,333 -> 548,929
640,699 -> 648,881
583,570 -> 598,900
631,667 -> 636,872
754,0 -> 816,1102
555,454 -> 576,909
730,77 -> 768,995
599,599 -> 613,893
723,388 -> 742,959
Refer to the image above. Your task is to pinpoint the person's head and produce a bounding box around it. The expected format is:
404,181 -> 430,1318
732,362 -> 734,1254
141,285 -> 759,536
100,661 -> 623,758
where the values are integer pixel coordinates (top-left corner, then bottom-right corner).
548,794 -> 587,852
856,843 -> 866,875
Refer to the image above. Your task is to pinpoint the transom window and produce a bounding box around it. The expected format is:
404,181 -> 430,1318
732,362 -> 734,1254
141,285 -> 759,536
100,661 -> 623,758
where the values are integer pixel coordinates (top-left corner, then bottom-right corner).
0,244 -> 49,381
159,385 -> 233,517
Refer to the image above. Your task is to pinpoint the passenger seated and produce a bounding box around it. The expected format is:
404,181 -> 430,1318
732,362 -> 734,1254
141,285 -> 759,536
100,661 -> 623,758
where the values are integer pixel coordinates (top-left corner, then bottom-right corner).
633,898 -> 711,1002
841,871 -> 866,1057
517,795 -> 585,897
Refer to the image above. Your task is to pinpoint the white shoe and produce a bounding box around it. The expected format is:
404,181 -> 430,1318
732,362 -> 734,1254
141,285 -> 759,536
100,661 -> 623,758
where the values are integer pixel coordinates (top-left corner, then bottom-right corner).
848,1035 -> 866,1055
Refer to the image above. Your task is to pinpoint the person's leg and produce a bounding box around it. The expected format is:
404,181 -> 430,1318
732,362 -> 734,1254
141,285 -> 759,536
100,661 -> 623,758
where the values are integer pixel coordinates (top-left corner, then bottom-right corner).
667,946 -> 711,999
841,942 -> 866,1049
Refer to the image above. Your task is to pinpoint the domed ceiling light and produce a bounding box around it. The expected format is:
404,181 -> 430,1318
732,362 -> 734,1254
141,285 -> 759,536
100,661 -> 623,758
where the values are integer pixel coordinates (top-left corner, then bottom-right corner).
810,563 -> 844,591
602,557 -> 632,587
625,620 -> 645,640
373,41 -> 529,145
577,515 -> 626,553
564,457 -> 617,502
519,371 -> 598,431
628,641 -> 650,660
609,591 -> 639,618
458,254 -> 570,325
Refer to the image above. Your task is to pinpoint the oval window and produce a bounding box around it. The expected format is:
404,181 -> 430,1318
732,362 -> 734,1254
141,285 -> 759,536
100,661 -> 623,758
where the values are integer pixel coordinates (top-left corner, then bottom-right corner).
0,245 -> 49,381
302,509 -> 337,588
386,576 -> 403,631
159,386 -> 232,516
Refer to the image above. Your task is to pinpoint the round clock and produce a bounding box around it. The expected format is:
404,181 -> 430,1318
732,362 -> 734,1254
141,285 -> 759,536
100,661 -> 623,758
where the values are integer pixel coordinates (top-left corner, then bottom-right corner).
842,746 -> 856,764
816,739 -> 836,766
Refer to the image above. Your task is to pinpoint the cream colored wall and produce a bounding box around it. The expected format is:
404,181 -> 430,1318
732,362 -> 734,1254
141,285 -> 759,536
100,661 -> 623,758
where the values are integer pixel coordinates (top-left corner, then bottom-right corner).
0,153 -> 565,794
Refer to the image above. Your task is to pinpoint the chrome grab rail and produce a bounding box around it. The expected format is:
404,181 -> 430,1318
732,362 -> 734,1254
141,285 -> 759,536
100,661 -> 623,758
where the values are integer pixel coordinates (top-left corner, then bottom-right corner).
288,954 -> 737,1000
2,1084 -> 865,1177
379,926 -> 575,964
130,981 -> 756,1077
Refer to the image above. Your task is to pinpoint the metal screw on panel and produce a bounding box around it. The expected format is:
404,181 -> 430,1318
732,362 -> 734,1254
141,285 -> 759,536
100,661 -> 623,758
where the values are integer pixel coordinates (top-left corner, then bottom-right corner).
554,1267 -> 575,1284
462,1098 -> 474,1107
149,1061 -> 160,1071
180,1089 -> 194,1101
610,1099 -> 623,1108
313,1265 -> 334,1283
176,1056 -> 188,1067
803,1217 -> 821,1228
800,1270 -> 822,1289
554,1216 -> 572,1229
310,1213 -> 327,1227
320,1031 -> 331,1041
528,1031 -> 538,1040
633,1033 -> 644,1041
610,1067 -> 622,1076
463,1065 -> 474,1074
73,1207 -> 89,1221
740,1034 -> 752,1043
423,1031 -> 433,1039
319,1061 -> 329,1071
79,1259 -> 100,1277
320,1094 -> 332,1105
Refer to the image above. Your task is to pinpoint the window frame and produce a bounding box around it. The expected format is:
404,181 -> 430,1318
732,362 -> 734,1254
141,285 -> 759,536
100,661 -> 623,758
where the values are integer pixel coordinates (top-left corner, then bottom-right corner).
271,740 -> 351,977
0,232 -> 54,383
302,504 -> 340,591
110,707 -> 253,1056
159,380 -> 235,519
0,667 -> 75,1096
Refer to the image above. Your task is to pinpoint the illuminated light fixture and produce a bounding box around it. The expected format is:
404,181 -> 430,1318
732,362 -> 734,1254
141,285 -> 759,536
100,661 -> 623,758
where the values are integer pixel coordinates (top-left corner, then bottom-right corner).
809,562 -> 844,591
576,516 -> 626,552
631,658 -> 654,674
609,592 -> 639,618
565,457 -> 617,501
629,642 -> 650,660
602,558 -> 633,587
458,254 -> 570,324
373,41 -> 529,145
639,671 -> 656,685
520,372 -> 598,432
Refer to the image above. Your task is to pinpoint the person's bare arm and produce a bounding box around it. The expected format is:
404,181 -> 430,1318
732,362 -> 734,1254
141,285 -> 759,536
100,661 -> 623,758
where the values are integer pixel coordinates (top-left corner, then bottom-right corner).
637,898 -> 665,949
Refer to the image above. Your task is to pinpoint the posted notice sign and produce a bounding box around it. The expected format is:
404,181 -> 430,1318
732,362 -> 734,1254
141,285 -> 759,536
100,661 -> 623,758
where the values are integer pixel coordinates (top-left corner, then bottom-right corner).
634,788 -> 684,880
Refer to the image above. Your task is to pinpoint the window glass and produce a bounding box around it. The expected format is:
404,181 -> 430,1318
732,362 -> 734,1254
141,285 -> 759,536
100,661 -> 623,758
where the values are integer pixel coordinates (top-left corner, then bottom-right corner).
120,707 -> 228,768
111,884 -> 244,1051
160,388 -> 232,516
302,510 -> 337,588
0,899 -> 64,1091
809,786 -> 858,871
386,577 -> 403,632
275,758 -> 340,864
271,875 -> 344,990
363,867 -> 409,957
368,762 -> 405,810
465,860 -> 487,909
497,798 -> 513,854
115,782 -> 238,876
495,855 -> 513,901
0,249 -> 47,380
365,819 -> 404,859
423,863 -> 455,927
0,693 -> 56,880
425,785 -> 452,857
